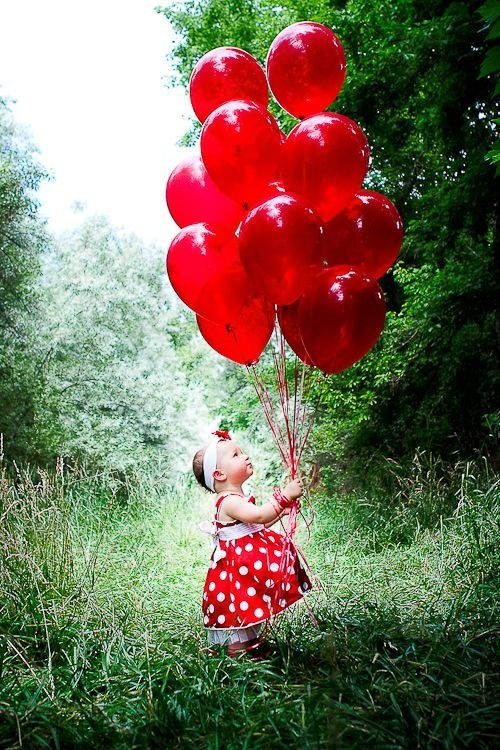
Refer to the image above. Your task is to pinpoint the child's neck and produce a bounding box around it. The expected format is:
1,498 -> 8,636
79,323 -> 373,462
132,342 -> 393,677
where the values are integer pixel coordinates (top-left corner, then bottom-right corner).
217,482 -> 245,496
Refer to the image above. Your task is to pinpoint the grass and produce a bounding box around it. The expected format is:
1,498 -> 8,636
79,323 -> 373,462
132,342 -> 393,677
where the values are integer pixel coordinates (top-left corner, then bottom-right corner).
0,454 -> 498,749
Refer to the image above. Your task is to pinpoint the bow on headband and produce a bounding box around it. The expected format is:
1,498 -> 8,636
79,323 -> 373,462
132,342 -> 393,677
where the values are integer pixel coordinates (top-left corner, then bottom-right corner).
213,429 -> 231,440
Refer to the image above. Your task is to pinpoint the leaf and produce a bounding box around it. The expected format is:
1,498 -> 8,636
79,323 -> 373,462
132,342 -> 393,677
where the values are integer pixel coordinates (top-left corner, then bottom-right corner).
486,18 -> 500,39
485,145 -> 500,175
479,45 -> 500,77
485,146 -> 500,163
477,0 -> 500,24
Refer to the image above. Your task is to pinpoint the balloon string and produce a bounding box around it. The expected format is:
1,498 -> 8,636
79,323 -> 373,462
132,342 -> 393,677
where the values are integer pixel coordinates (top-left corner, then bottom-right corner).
248,320 -> 324,623
247,364 -> 289,469
273,323 -> 299,477
272,340 -> 295,476
296,373 -> 325,467
273,498 -> 321,625
254,319 -> 324,482
293,356 -> 307,464
250,361 -> 293,474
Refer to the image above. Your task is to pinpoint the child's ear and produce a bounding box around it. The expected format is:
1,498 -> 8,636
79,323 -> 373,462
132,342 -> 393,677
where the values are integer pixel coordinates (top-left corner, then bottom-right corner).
213,469 -> 226,483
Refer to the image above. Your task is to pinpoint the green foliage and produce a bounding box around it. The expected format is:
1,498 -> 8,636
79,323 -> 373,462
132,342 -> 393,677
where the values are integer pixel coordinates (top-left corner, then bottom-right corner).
0,458 -> 497,747
312,251 -> 498,468
37,216 -> 209,471
0,97 -> 51,463
159,0 -> 499,469
478,0 -> 500,173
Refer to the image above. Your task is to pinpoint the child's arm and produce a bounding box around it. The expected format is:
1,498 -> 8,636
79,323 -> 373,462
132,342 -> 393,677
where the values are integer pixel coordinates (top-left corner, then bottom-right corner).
264,507 -> 290,528
222,479 -> 303,525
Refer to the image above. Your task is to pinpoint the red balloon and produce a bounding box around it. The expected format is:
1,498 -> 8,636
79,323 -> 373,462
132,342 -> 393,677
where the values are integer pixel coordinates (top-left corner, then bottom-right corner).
196,265 -> 253,324
197,294 -> 275,365
166,223 -> 239,314
322,190 -> 403,280
277,300 -> 313,365
281,112 -> 370,222
299,267 -> 386,373
266,22 -> 346,119
245,180 -> 285,211
189,47 -> 269,123
239,194 -> 323,305
200,100 -> 283,205
166,155 -> 244,231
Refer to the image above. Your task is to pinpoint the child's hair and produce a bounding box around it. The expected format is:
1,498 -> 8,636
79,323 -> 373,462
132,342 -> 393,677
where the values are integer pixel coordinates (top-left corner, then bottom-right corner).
193,447 -> 213,492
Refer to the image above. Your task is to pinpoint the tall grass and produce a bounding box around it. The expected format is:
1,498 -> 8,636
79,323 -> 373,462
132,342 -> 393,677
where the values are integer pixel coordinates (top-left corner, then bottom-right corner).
0,453 -> 498,748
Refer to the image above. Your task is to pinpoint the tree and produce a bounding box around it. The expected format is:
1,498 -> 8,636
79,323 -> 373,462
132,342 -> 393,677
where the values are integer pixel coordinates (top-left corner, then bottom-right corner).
478,0 -> 500,174
0,96 -> 51,463
0,98 -> 214,471
39,216 -> 209,471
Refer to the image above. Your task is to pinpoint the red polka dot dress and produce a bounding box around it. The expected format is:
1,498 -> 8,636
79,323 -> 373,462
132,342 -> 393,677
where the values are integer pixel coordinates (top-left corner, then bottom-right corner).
202,495 -> 311,631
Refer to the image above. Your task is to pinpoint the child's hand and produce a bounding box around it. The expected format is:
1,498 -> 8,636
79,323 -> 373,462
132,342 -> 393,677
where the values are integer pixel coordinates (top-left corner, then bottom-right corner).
283,477 -> 304,501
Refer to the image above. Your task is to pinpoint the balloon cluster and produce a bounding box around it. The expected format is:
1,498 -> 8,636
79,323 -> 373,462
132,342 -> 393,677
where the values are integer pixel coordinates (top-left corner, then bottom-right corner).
166,22 -> 403,373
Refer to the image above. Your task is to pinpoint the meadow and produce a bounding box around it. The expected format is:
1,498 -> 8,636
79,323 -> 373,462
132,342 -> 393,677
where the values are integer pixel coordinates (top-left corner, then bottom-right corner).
0,454 -> 498,749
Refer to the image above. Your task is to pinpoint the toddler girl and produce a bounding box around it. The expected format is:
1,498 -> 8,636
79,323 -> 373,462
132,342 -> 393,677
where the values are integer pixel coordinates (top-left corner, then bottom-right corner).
193,430 -> 312,657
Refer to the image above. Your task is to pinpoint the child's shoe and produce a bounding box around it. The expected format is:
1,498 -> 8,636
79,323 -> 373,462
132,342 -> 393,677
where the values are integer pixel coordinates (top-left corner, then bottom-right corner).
227,637 -> 271,660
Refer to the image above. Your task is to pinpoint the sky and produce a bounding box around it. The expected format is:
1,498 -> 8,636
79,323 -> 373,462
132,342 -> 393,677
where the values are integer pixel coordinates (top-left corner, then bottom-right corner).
0,0 -> 195,247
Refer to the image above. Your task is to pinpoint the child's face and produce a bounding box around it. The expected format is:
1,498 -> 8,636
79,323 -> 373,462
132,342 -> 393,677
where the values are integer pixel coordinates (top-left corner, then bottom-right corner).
216,440 -> 253,485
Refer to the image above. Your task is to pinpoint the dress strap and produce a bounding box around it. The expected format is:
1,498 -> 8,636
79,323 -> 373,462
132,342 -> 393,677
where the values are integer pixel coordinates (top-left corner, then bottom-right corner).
215,495 -> 228,510
214,493 -> 229,523
215,492 -> 255,526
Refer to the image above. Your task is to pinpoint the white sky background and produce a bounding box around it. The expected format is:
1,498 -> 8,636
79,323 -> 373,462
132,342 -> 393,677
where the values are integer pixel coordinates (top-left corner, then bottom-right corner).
0,0 -> 195,247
